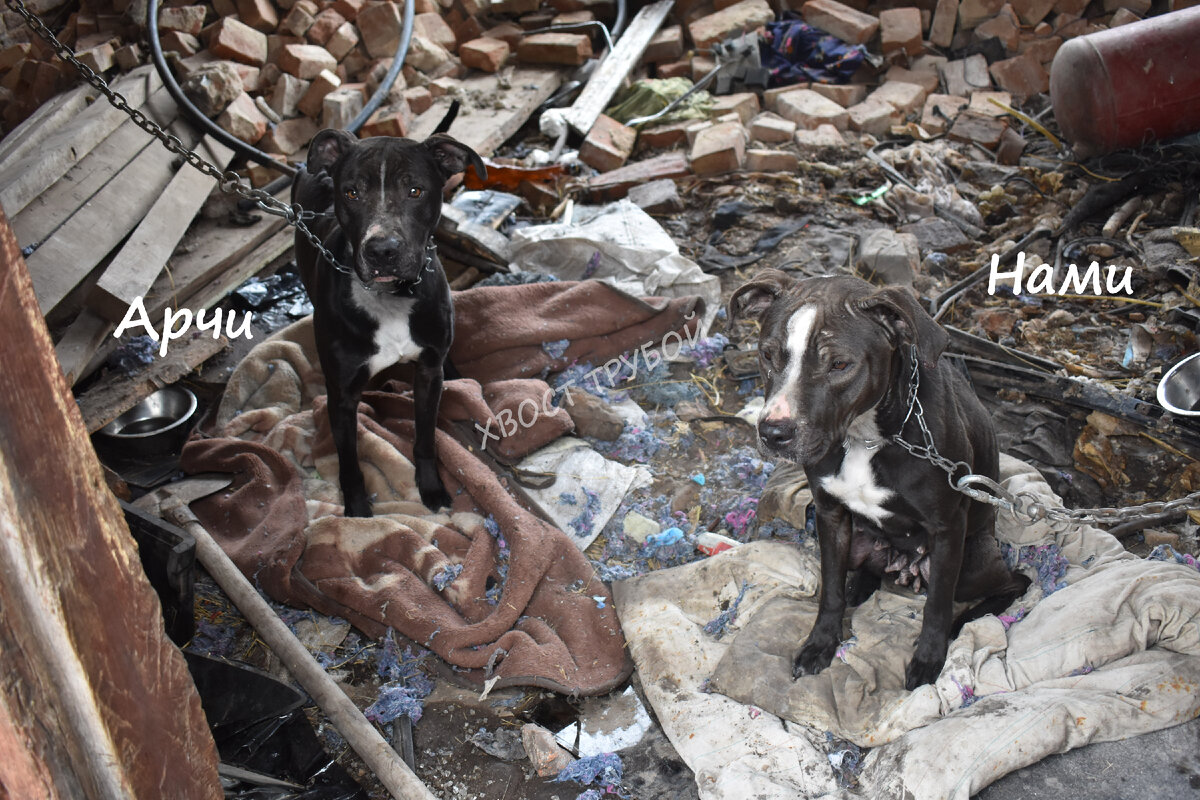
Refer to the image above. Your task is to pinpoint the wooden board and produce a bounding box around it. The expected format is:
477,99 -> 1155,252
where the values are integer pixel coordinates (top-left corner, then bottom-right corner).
407,66 -> 565,157
0,81 -> 93,171
90,134 -> 236,323
0,208 -> 222,799
176,226 -> 293,312
0,66 -> 160,217
12,85 -> 182,250
560,0 -> 675,136
27,117 -> 198,316
54,309 -> 114,387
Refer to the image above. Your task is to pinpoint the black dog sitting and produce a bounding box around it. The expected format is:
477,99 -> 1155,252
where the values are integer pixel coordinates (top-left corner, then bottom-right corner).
292,129 -> 485,517
730,271 -> 1029,689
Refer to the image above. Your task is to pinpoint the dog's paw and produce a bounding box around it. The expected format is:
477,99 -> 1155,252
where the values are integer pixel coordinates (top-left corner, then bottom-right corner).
793,638 -> 838,679
904,653 -> 946,690
344,496 -> 374,518
419,484 -> 453,512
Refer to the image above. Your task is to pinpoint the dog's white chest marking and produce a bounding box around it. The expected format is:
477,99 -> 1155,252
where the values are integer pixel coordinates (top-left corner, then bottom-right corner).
763,305 -> 817,420
820,412 -> 893,525
351,286 -> 422,377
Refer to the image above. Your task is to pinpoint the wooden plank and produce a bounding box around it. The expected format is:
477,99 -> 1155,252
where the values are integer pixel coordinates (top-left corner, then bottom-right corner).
12,85 -> 181,250
0,208 -> 222,799
77,332 -> 230,433
560,0 -> 675,136
0,65 -> 159,217
407,66 -> 565,157
27,117 -> 198,316
176,226 -> 293,311
54,309 -> 114,387
90,134 -> 236,323
0,82 -> 94,171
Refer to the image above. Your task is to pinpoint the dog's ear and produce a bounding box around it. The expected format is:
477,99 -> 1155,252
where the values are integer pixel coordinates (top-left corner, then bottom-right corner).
307,129 -> 357,175
728,269 -> 793,324
858,286 -> 949,369
423,133 -> 487,184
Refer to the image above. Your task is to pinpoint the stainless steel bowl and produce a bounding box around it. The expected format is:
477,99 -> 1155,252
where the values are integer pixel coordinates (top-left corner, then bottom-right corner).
1157,352 -> 1200,416
95,386 -> 199,456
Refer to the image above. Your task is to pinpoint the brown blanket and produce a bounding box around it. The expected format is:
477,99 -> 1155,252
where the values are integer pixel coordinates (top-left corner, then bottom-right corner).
182,281 -> 702,695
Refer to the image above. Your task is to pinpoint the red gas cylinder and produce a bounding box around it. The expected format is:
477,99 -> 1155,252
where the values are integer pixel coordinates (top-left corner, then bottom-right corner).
1050,6 -> 1200,158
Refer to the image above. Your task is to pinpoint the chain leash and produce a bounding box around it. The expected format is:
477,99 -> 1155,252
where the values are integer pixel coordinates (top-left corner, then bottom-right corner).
890,344 -> 1200,530
5,0 -> 353,275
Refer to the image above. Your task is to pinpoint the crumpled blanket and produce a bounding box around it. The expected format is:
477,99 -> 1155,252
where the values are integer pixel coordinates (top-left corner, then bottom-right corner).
182,280 -> 702,695
613,455 -> 1200,798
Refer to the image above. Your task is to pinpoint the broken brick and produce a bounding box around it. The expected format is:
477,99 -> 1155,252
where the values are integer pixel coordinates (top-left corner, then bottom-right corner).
236,0 -> 278,32
920,93 -> 968,135
357,1 -> 405,58
1108,6 -> 1140,24
763,82 -> 810,112
517,32 -> 592,65
297,67 -> 340,116
879,7 -> 923,57
996,126 -> 1027,165
800,0 -> 879,44
746,148 -> 799,172
947,111 -> 1008,148
579,114 -> 637,172
1011,0 -> 1055,24
403,85 -> 433,114
280,4 -> 315,37
207,17 -> 268,66
306,9 -> 346,46
988,50 -> 1048,101
331,0 -> 367,19
158,5 -> 207,36
709,92 -> 760,125
159,31 -> 200,56
460,37 -> 510,72
939,54 -> 992,96
483,22 -> 525,48
967,90 -> 1011,116
885,66 -> 939,95
688,0 -> 774,50
794,122 -> 846,151
405,33 -> 454,73
641,24 -> 683,64
776,89 -> 848,130
627,178 -> 683,215
656,58 -> 691,79
279,43 -> 338,79
929,0 -> 958,47
260,115 -> 318,153
588,152 -> 690,201
958,0 -> 1006,28
361,102 -> 414,136
637,120 -> 691,150
415,12 -> 458,52
326,21 -> 360,60
847,99 -> 902,137
868,81 -> 927,116
749,112 -> 797,143
322,86 -> 363,129
218,91 -> 269,143
810,82 -> 867,107
689,121 -> 746,175
269,72 -> 309,117
974,4 -> 1020,52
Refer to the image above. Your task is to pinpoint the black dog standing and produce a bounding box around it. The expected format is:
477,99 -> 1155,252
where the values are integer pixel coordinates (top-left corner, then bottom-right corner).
292,130 -> 486,517
730,271 -> 1029,690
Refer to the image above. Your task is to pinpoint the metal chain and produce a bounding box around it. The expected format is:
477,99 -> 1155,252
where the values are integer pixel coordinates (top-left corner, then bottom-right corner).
891,344 -> 1200,529
4,0 -> 351,275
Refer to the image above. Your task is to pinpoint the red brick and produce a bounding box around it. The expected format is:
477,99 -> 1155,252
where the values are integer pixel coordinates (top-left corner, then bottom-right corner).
967,89 -> 1011,116
749,112 -> 797,143
1108,6 -> 1140,24
764,82 -> 810,112
929,0 -> 958,47
269,72 -> 310,117
114,43 -> 142,70
685,120 -> 714,146
1053,0 -> 1089,14
78,42 -> 116,72
451,15 -> 485,46
880,7 -> 923,57
551,9 -> 595,24
297,67 -> 340,116
427,76 -> 458,97
218,92 -> 268,143
1020,34 -> 1061,63
709,92 -> 760,125
415,12 -> 458,52
235,64 -> 262,92
160,30 -> 200,56
988,50 -> 1048,101
689,121 -> 746,175
579,114 -> 637,172
361,102 -> 414,137
588,152 -> 690,201
637,120 -> 690,150
482,22 -> 524,48
260,115 -> 318,153
267,34 -> 304,64
800,0 -> 879,44
326,21 -> 359,60
641,24 -> 683,64
777,89 -> 848,130
809,82 -> 867,107
958,0 -> 1005,27
688,0 -> 774,50
868,81 -> 926,115
331,0 -> 366,19
357,1 -> 405,58
692,56 -> 717,81
406,33 -> 454,72
974,3 -> 1019,52
322,86 -> 363,128
237,0 -> 279,32
460,37 -> 510,72
0,44 -> 31,72
306,9 -> 346,46
1011,0 -> 1055,23
280,4 -> 315,36
403,85 -> 433,113
939,54 -> 992,95
846,99 -> 902,136
158,5 -> 207,35
207,17 -> 268,66
279,43 -> 337,78
517,33 -> 592,65
947,111 -> 1008,147
794,123 -> 847,151
919,93 -> 967,134
745,148 -> 798,172
656,58 -> 691,79
886,66 -> 939,95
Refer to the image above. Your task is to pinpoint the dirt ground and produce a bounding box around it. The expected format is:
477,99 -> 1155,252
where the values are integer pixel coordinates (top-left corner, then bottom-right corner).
185,119 -> 1200,799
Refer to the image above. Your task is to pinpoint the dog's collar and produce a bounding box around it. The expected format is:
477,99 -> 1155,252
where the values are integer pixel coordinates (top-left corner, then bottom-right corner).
842,343 -> 921,452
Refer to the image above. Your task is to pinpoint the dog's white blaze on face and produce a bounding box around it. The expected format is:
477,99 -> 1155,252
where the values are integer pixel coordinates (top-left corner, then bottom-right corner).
379,159 -> 387,205
820,411 -> 893,524
763,305 -> 817,422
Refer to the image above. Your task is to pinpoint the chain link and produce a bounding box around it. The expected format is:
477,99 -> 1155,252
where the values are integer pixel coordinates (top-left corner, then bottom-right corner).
891,344 -> 1200,529
4,0 -> 353,275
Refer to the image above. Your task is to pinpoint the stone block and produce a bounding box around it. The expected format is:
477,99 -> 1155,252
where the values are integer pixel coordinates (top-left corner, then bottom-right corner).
181,60 -> 242,116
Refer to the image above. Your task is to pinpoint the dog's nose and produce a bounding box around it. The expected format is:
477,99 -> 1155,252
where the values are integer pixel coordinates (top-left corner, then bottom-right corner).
362,235 -> 401,269
759,418 -> 797,449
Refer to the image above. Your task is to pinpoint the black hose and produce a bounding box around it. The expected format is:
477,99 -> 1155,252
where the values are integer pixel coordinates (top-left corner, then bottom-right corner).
611,0 -> 628,39
147,0 -> 415,182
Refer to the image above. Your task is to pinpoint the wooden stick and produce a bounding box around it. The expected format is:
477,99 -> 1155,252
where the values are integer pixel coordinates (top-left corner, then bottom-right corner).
157,494 -> 439,800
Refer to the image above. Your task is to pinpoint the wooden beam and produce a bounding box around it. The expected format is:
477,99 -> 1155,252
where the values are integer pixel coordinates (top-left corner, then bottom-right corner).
27,116 -> 198,316
559,0 -> 675,136
0,81 -> 93,171
407,66 -> 565,157
12,85 -> 182,250
0,208 -> 221,799
0,66 -> 159,217
90,134 -> 236,323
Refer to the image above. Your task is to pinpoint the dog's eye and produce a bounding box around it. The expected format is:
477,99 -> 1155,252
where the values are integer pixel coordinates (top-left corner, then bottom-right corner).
344,188 -> 359,201
831,359 -> 850,371
409,187 -> 423,198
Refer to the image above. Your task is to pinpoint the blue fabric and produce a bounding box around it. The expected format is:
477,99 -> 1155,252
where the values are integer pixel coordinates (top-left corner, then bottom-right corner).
760,18 -> 867,86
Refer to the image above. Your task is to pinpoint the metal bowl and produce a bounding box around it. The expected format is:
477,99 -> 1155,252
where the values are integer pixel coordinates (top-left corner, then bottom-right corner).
1157,352 -> 1200,416
95,386 -> 199,457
